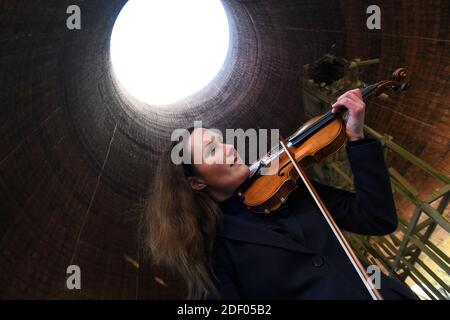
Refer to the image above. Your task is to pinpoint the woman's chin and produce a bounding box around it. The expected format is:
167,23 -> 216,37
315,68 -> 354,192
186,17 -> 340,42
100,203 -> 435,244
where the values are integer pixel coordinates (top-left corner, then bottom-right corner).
238,164 -> 250,180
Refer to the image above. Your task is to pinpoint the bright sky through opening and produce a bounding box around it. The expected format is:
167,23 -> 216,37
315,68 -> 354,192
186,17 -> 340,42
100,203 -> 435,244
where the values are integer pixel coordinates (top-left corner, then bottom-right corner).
110,0 -> 230,106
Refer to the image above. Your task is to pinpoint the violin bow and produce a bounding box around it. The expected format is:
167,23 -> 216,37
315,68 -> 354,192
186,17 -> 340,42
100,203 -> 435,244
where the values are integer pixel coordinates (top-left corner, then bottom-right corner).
279,135 -> 384,300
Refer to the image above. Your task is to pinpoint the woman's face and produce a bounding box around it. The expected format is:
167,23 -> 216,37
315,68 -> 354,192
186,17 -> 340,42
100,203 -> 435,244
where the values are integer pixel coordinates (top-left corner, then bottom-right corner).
187,128 -> 250,201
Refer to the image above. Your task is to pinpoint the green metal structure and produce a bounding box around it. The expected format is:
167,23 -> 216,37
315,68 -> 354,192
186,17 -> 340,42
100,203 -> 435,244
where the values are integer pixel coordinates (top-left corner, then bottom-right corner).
301,55 -> 450,299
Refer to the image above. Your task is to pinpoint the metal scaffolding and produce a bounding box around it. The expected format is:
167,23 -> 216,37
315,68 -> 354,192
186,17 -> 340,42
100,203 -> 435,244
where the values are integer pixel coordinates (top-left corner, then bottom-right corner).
340,127 -> 449,300
301,55 -> 450,299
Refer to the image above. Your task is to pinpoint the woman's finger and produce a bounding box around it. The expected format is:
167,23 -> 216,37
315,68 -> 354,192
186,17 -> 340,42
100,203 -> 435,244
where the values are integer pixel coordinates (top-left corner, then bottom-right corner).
332,97 -> 361,113
332,92 -> 364,113
336,89 -> 361,101
336,92 -> 362,106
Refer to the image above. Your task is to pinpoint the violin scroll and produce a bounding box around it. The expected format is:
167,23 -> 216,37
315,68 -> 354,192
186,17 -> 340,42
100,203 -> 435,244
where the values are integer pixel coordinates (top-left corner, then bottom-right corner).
392,68 -> 408,82
373,68 -> 410,96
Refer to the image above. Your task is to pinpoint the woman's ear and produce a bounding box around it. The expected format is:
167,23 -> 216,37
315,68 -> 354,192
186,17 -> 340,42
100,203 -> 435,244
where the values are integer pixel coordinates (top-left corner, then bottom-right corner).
187,176 -> 207,191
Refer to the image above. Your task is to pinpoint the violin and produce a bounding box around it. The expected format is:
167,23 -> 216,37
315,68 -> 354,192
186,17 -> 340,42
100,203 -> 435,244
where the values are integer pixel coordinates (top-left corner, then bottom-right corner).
237,68 -> 410,214
235,68 -> 410,300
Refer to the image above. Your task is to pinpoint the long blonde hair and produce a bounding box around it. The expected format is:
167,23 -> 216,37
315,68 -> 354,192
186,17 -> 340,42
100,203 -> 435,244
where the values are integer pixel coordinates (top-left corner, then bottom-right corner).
140,127 -> 223,299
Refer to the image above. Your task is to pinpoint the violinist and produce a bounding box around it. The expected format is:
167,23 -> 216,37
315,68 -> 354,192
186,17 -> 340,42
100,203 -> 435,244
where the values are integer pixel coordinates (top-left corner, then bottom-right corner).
141,88 -> 418,300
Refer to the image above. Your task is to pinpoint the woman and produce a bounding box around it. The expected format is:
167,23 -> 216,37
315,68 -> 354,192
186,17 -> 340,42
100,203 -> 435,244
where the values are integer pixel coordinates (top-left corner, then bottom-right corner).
141,89 -> 418,300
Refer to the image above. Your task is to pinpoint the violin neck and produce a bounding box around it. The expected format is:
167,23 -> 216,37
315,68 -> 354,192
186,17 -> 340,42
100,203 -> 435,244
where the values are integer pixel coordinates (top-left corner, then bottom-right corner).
361,84 -> 378,99
288,85 -> 377,147
288,109 -> 342,146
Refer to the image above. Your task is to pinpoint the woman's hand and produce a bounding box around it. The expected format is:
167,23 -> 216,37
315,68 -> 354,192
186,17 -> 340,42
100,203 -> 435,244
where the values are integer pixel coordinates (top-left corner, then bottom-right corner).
331,89 -> 365,142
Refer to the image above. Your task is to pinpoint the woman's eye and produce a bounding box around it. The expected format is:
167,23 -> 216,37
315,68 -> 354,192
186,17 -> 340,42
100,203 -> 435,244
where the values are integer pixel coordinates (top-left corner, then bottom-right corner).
210,143 -> 217,155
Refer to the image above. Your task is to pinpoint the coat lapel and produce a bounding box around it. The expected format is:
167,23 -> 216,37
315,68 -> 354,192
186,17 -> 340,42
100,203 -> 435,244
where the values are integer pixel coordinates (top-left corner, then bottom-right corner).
218,214 -> 316,254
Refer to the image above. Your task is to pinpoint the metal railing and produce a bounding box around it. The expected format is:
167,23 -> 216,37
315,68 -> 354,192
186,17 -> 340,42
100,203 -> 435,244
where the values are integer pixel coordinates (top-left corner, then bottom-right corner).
300,57 -> 449,299
318,126 -> 450,300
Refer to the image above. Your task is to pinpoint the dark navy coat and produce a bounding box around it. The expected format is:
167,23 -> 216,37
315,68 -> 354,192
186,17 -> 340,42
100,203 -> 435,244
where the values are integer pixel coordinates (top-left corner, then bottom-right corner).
211,138 -> 418,300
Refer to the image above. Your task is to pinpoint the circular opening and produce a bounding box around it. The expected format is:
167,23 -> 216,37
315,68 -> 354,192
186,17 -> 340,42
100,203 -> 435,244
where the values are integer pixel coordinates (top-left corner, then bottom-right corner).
110,0 -> 230,106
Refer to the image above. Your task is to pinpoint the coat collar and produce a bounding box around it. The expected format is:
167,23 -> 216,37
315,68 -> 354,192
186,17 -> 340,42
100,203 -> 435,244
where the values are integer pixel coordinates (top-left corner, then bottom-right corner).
217,195 -> 315,254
